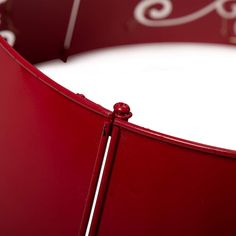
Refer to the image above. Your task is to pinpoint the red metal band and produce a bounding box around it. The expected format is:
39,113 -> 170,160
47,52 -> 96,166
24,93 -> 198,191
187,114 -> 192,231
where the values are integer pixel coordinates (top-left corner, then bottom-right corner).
1,1 -> 236,236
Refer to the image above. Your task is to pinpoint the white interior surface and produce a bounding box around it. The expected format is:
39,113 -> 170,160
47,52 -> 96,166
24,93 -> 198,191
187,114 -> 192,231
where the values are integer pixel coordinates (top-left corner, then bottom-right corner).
37,44 -> 236,150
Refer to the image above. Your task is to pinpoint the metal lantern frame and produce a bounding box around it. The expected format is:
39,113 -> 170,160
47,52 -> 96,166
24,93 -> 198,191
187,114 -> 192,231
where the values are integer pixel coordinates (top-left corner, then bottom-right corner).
1,0 -> 236,235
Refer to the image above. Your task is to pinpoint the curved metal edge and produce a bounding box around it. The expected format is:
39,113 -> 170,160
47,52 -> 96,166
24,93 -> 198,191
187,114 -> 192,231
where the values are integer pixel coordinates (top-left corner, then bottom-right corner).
0,36 -> 113,119
114,119 -> 236,158
1,35 -> 236,158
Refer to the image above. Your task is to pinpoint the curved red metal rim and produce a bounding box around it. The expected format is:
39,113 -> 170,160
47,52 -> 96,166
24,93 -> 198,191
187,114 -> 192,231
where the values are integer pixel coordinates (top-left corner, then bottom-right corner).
1,33 -> 235,156
0,37 -> 112,119
114,119 -> 236,158
1,1 -> 236,234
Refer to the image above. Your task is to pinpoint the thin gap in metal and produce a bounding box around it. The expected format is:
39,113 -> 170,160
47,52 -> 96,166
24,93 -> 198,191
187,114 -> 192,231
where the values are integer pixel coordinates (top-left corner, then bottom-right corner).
64,0 -> 81,50
85,136 -> 112,236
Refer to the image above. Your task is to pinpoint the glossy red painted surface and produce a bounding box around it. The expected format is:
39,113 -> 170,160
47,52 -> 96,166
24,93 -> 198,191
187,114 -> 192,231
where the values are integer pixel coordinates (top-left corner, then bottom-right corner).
95,119 -> 236,236
0,37 -> 112,235
70,0 -> 236,55
1,0 -> 236,235
1,0 -> 236,63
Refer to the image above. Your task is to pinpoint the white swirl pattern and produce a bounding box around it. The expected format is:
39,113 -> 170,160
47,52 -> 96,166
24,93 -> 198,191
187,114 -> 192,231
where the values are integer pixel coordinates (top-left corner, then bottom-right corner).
0,0 -> 16,46
134,0 -> 236,27
0,30 -> 16,46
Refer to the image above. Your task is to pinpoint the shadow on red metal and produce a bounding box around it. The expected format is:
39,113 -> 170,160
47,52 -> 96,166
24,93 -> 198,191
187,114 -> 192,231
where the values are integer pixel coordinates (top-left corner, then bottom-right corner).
94,119 -> 236,236
0,37 -> 112,235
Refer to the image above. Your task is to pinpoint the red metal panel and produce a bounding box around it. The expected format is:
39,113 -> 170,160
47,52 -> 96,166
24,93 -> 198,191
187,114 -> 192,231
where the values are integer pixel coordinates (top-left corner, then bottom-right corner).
1,1 -> 236,235
70,0 -> 236,54
95,119 -> 236,236
0,37 -> 112,235
1,0 -> 236,62
0,0 -> 74,63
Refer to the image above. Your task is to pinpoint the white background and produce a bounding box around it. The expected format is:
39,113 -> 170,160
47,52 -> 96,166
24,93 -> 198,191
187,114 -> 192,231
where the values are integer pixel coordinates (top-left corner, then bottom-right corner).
37,43 -> 236,150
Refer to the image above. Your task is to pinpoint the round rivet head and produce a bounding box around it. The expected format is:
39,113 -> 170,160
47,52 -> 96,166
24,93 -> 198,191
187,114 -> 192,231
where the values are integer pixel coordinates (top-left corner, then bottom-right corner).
113,102 -> 132,121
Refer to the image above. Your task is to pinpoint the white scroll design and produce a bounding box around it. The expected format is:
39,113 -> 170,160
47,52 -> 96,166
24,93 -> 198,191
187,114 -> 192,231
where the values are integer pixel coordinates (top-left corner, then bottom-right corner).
0,30 -> 16,46
134,0 -> 236,27
0,0 -> 16,46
